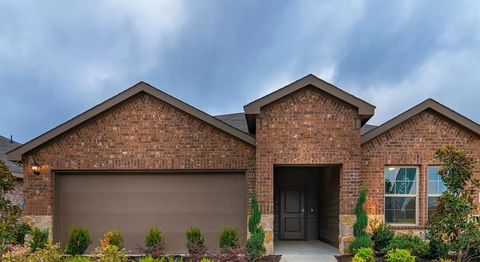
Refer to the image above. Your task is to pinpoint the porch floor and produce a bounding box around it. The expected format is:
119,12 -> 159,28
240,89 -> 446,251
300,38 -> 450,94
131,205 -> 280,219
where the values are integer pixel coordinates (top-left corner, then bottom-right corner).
275,240 -> 338,262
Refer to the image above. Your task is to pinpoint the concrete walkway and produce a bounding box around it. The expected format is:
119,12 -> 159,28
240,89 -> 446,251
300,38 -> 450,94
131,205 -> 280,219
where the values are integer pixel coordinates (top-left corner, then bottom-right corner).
275,240 -> 338,262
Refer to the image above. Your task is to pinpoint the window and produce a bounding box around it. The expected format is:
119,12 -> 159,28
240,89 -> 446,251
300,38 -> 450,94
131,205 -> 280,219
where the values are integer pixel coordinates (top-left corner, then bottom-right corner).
384,167 -> 418,225
428,166 -> 447,219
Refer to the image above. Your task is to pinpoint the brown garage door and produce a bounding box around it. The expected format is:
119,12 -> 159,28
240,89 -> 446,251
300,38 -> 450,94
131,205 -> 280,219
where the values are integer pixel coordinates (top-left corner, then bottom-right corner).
54,172 -> 246,253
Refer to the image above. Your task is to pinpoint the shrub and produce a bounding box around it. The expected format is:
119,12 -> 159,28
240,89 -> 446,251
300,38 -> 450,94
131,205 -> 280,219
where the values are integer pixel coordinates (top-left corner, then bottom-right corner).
353,247 -> 374,262
199,258 -> 216,262
425,236 -> 448,260
29,227 -> 49,252
26,243 -> 62,262
139,256 -> 160,262
352,257 -> 366,262
246,190 -> 265,262
349,235 -> 373,254
219,227 -> 239,251
353,188 -> 368,238
100,230 -> 124,249
0,160 -> 21,249
384,235 -> 428,258
93,244 -> 127,262
146,227 -> 165,249
186,227 -> 206,254
65,226 -> 92,255
140,256 -> 185,262
64,255 -> 92,262
349,188 -> 371,254
385,249 -> 415,262
371,221 -> 394,254
143,227 -> 166,258
13,223 -> 31,245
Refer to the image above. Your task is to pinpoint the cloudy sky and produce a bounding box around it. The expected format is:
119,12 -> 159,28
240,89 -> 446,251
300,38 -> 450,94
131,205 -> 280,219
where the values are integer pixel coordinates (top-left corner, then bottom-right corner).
1,1 -> 480,143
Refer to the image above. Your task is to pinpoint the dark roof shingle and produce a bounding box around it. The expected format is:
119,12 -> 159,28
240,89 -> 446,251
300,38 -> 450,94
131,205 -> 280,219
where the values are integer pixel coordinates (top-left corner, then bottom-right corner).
0,135 -> 23,177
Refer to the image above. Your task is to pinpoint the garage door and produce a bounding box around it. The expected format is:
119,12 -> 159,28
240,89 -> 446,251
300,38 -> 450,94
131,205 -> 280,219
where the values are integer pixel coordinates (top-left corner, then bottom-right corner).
54,172 -> 246,253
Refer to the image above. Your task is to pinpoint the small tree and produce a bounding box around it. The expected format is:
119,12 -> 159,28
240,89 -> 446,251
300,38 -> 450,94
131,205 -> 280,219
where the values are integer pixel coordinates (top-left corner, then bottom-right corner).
0,160 -> 21,253
349,188 -> 373,253
427,146 -> 480,262
246,190 -> 265,262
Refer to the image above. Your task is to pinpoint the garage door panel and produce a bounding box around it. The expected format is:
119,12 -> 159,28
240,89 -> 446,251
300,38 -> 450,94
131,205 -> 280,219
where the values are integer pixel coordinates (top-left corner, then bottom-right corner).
56,172 -> 246,253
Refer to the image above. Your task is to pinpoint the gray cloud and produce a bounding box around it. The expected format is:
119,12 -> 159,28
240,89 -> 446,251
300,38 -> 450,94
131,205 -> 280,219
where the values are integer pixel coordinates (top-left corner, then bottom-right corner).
1,1 -> 479,142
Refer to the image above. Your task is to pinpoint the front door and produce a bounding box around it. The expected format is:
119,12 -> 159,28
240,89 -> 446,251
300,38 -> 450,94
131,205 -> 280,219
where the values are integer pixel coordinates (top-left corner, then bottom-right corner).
280,187 -> 305,240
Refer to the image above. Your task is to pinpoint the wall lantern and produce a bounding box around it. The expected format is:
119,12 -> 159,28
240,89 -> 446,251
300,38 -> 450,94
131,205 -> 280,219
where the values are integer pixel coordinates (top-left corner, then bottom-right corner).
31,160 -> 41,175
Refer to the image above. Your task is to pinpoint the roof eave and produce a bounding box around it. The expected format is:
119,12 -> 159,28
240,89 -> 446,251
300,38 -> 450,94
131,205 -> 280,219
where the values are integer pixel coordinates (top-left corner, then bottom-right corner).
7,82 -> 256,161
361,99 -> 480,144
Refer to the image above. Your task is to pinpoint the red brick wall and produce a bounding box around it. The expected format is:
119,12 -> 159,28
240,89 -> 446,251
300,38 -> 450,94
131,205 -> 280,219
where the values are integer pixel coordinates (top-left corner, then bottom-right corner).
22,93 -> 256,216
255,87 -> 363,215
361,110 -> 480,229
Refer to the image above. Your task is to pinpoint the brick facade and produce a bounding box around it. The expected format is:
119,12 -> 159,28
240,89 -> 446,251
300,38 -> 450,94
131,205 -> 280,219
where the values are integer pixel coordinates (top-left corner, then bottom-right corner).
15,78 -> 480,255
361,110 -> 480,229
21,93 -> 256,232
255,87 -> 363,252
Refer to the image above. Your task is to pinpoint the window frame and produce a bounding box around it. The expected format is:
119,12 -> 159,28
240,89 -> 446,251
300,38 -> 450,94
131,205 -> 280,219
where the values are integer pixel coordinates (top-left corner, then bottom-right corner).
384,166 -> 420,226
427,165 -> 445,219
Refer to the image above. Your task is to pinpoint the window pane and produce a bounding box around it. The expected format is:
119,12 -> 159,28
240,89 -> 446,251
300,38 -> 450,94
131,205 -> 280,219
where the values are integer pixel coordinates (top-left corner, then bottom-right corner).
385,197 -> 416,224
385,167 -> 417,195
428,166 -> 447,195
428,196 -> 438,220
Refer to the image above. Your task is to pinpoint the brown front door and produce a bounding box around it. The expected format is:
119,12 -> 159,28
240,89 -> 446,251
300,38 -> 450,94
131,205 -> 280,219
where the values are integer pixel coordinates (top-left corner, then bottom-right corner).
280,187 -> 305,240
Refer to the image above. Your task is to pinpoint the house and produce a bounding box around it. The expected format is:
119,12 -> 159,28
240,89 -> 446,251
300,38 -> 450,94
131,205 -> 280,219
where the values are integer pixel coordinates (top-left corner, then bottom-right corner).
6,74 -> 480,254
0,135 -> 24,207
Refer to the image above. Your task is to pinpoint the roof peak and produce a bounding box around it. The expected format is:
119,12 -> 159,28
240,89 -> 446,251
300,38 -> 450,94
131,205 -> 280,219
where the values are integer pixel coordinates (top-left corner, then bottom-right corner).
361,98 -> 480,144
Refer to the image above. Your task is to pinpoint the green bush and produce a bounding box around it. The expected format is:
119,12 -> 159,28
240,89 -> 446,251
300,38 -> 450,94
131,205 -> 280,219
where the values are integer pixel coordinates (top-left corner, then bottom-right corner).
186,227 -> 206,254
199,258 -> 215,262
353,188 -> 368,238
64,255 -> 92,262
93,244 -> 127,262
14,223 -> 31,245
384,235 -> 428,258
100,230 -> 124,249
349,235 -> 373,254
65,226 -> 92,255
139,256 -> 184,262
139,256 -> 160,262
246,190 -> 265,262
26,243 -> 62,262
352,257 -> 366,262
425,236 -> 448,260
353,247 -> 374,262
371,221 -> 394,254
349,188 -> 371,254
246,229 -> 266,262
146,227 -> 165,249
219,227 -> 239,251
385,249 -> 415,262
29,227 -> 49,252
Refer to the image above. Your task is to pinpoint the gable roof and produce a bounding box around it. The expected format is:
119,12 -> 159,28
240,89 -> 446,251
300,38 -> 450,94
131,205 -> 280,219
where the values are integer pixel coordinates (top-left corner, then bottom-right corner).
0,135 -> 23,178
7,82 -> 256,161
361,99 -> 480,144
243,74 -> 376,133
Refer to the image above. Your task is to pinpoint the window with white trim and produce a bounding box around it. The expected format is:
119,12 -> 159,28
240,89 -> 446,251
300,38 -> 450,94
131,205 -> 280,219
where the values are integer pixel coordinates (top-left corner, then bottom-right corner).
428,166 -> 447,219
384,166 -> 418,225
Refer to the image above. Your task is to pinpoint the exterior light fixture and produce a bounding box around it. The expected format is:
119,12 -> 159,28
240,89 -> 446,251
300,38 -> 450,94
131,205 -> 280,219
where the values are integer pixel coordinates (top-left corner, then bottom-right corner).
32,160 -> 40,175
